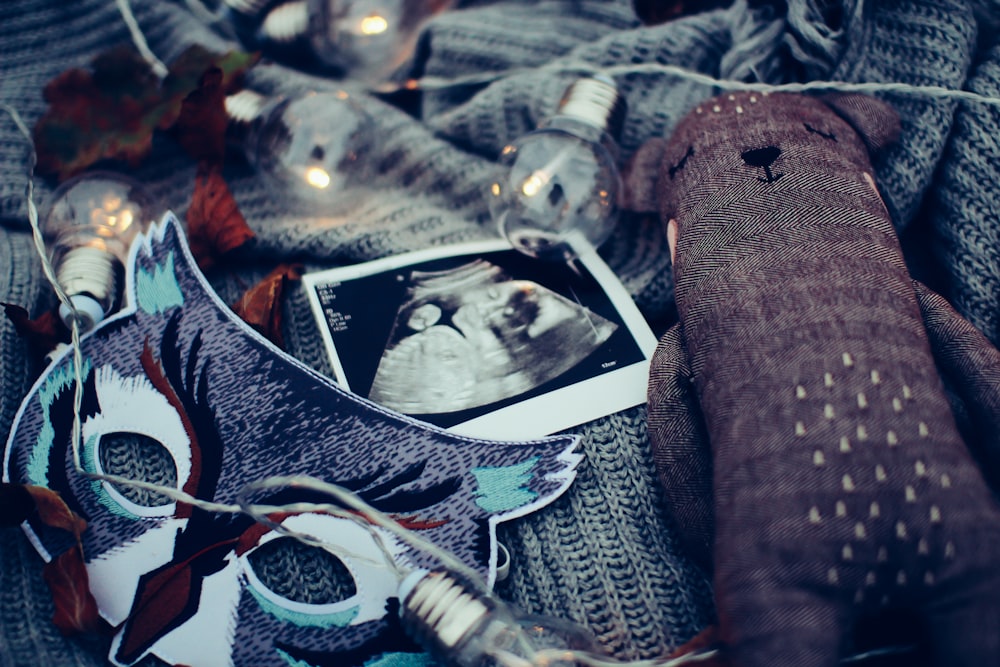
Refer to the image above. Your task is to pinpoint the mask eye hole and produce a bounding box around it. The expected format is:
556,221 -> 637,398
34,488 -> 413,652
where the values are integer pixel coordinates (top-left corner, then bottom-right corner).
98,431 -> 177,507
247,537 -> 358,605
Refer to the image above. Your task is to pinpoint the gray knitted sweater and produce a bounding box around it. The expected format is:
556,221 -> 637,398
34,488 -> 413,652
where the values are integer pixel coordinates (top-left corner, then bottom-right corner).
1,0 -> 998,665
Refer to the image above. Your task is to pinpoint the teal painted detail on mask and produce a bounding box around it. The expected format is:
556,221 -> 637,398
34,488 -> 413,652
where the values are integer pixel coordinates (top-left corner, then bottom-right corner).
276,648 -> 318,667
28,358 -> 93,486
249,586 -> 360,628
364,652 -> 436,667
471,456 -> 540,513
83,433 -> 141,520
136,251 -> 184,315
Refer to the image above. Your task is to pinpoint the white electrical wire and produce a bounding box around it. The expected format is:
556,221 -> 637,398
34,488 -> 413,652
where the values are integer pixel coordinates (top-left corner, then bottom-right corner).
114,0 -> 168,78
2,98 -> 725,667
378,58 -> 1000,109
1,103 -> 88,481
8,3 -> 969,660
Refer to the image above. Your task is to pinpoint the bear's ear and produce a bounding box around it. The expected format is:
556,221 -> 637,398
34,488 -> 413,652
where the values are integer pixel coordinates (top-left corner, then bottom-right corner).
820,93 -> 901,154
621,136 -> 670,213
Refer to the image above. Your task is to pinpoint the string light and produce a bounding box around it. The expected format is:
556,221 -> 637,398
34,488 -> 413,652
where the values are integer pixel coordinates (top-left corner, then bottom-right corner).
257,0 -> 455,83
41,172 -> 156,332
224,87 -> 379,212
489,75 -> 626,263
13,3 -> 1000,658
7,82 -> 940,667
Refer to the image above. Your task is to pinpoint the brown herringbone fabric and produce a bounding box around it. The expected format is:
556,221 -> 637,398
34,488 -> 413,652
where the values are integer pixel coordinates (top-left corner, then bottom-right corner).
648,92 -> 1000,666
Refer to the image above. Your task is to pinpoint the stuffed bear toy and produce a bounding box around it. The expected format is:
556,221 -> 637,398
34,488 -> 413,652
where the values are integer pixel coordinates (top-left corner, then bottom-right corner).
626,91 -> 1000,666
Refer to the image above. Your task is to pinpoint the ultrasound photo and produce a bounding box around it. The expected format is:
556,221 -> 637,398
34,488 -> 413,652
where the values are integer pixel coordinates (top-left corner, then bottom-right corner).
303,241 -> 657,439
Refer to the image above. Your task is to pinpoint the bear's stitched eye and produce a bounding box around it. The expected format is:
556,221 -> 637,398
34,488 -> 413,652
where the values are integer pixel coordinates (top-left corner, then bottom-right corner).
668,146 -> 695,179
804,123 -> 837,141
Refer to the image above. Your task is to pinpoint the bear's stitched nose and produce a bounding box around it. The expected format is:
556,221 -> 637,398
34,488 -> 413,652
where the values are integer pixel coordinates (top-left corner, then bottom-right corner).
741,146 -> 781,168
741,146 -> 784,183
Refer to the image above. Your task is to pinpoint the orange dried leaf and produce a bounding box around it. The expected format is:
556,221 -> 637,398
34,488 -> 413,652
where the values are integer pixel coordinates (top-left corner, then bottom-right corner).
42,546 -> 106,636
186,168 -> 256,269
232,264 -> 303,349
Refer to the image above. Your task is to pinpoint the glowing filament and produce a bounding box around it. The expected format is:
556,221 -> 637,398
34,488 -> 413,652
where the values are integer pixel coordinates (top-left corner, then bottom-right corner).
360,14 -> 389,35
305,167 -> 332,189
521,172 -> 548,197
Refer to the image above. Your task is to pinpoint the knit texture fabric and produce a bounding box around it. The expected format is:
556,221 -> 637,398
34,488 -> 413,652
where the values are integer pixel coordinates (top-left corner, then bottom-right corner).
1,0 -> 998,665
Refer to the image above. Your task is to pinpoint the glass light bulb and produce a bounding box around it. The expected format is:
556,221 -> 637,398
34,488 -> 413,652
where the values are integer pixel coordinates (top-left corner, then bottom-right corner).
259,0 -> 455,83
41,172 -> 155,333
488,76 -> 625,263
228,89 -> 379,212
400,569 -> 599,667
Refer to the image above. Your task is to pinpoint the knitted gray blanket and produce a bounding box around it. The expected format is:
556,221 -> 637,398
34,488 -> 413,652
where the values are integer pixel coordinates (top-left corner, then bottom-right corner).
1,0 -> 998,665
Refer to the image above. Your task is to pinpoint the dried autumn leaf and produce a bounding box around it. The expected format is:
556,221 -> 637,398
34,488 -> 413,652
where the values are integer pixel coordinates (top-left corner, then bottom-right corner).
632,0 -> 732,25
232,264 -> 303,349
25,485 -> 89,537
43,546 -> 106,636
3,303 -> 68,361
158,46 -> 260,129
186,167 -> 256,269
667,626 -> 727,666
2,484 -> 105,635
33,45 -> 259,180
33,47 -> 161,180
174,67 -> 229,166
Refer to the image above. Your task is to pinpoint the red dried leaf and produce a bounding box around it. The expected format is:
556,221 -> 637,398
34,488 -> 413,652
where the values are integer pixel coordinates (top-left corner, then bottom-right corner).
668,626 -> 727,665
42,545 -> 105,635
632,0 -> 732,25
33,45 -> 258,180
157,46 -> 260,130
231,264 -> 302,349
4,484 -> 104,636
33,47 -> 162,179
2,303 -> 68,360
174,67 -> 229,166
25,485 -> 88,538
186,167 -> 256,269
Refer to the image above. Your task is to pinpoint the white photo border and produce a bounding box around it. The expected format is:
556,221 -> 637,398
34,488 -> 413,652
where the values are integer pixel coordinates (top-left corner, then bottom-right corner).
302,240 -> 658,440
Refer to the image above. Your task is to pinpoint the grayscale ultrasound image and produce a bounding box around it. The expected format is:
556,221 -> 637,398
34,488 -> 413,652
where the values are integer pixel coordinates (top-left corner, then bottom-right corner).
368,260 -> 617,414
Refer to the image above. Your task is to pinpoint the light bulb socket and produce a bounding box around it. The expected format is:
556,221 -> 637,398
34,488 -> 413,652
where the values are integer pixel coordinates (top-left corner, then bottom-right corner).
399,569 -> 497,664
227,89 -> 272,126
55,246 -> 119,309
58,294 -> 107,335
260,0 -> 310,42
224,0 -> 280,19
555,75 -> 626,142
225,89 -> 273,161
